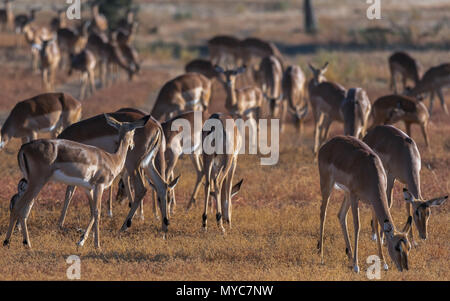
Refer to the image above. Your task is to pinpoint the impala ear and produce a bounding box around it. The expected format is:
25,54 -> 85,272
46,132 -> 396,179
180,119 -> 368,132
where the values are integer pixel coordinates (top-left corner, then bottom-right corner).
308,62 -> 315,72
322,61 -> 329,71
169,175 -> 180,189
425,195 -> 448,207
403,188 -> 415,204
402,216 -> 413,234
130,115 -> 151,130
104,114 -> 122,130
231,179 -> 243,198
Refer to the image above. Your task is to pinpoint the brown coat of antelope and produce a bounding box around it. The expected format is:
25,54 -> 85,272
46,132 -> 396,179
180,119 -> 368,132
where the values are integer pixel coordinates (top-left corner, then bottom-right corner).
240,37 -> 284,69
214,65 -> 264,122
185,59 -> 219,79
201,113 -> 243,232
56,109 -> 176,235
0,92 -> 82,150
4,114 -> 150,249
255,56 -> 283,118
22,23 -> 51,73
388,51 -> 421,94
407,63 -> 450,115
57,21 -> 90,69
318,135 -> 413,272
370,94 -> 430,148
68,49 -> 97,100
207,35 -> 242,66
151,73 -> 212,121
363,125 -> 447,244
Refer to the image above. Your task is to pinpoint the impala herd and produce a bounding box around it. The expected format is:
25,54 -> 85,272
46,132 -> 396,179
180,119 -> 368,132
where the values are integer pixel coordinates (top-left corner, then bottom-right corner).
0,3 -> 448,275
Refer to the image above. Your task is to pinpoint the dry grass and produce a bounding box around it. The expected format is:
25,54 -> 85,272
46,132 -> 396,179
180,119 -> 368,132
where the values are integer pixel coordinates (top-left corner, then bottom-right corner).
0,0 -> 449,281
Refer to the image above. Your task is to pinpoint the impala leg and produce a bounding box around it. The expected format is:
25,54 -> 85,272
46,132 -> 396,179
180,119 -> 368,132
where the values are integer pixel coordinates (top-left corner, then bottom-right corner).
313,113 -> 325,155
350,194 -> 360,273
107,185 -> 113,218
78,190 -> 95,247
152,190 -> 160,221
436,88 -> 449,115
80,72 -> 87,100
420,123 -> 430,149
373,209 -> 388,270
187,154 -> 204,211
317,176 -> 332,264
93,185 -> 104,249
202,163 -> 213,231
338,194 -> 352,261
320,117 -> 332,143
58,185 -> 76,229
89,69 -> 96,96
223,157 -> 237,228
428,91 -> 435,116
214,176 -> 225,234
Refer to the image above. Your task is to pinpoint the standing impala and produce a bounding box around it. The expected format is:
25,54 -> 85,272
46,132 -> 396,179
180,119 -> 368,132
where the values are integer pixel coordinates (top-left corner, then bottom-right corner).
214,65 -> 263,122
201,113 -> 243,232
370,94 -> 430,148
340,87 -> 371,139
4,114 -> 150,249
57,109 -> 176,234
388,51 -> 421,94
57,21 -> 90,70
318,136 -> 412,272
0,93 -> 81,150
308,62 -> 346,154
240,37 -> 284,69
150,73 -> 212,121
363,125 -> 447,244
406,63 -> 450,115
40,38 -> 61,92
68,49 -> 97,100
255,56 -> 283,117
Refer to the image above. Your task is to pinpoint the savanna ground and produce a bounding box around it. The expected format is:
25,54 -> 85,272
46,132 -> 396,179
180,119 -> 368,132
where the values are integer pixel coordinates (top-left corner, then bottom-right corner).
0,0 -> 449,281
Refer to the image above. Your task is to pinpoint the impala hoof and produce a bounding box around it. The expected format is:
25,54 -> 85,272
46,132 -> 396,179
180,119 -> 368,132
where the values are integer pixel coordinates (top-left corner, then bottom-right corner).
107,211 -> 113,218
353,265 -> 360,273
371,233 -> 377,241
383,263 -> 389,271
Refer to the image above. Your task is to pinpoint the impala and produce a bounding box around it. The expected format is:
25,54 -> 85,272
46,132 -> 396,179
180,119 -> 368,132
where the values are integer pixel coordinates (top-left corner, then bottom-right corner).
57,21 -> 90,70
115,21 -> 138,47
201,113 -> 243,232
0,0 -> 13,32
214,65 -> 263,122
240,37 -> 284,69
57,109 -> 176,234
49,6 -> 67,32
150,73 -> 212,121
363,125 -> 447,244
111,31 -> 140,77
0,92 -> 81,150
340,87 -> 371,139
278,65 -> 309,133
4,114 -> 150,249
40,38 -> 61,92
22,23 -> 51,73
370,94 -> 430,148
255,56 -> 283,116
318,135 -> 412,272
117,8 -> 137,32
307,62 -> 346,154
89,4 -> 108,34
407,63 -> 450,115
388,51 -> 421,94
68,49 -> 97,100
185,59 -> 218,79
207,35 -> 242,66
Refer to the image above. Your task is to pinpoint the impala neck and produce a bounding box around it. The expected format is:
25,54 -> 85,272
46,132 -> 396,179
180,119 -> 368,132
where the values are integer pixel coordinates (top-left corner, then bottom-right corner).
111,132 -> 132,176
224,80 -> 238,109
372,193 -> 395,232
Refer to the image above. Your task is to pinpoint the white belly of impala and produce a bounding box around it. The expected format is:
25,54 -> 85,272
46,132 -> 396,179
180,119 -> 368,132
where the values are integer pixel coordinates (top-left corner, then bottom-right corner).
52,170 -> 92,189
334,182 -> 349,192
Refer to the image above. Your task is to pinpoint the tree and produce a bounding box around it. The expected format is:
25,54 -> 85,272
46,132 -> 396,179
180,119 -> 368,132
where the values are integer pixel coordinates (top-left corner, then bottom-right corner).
304,0 -> 318,34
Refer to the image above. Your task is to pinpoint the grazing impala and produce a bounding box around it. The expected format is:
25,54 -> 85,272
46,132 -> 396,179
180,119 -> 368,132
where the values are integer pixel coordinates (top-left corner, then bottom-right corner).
185,59 -> 219,79
207,35 -> 242,66
4,114 -> 150,249
318,136 -> 412,272
363,125 -> 447,244
68,49 -> 97,100
0,93 -> 81,150
57,109 -> 176,234
340,87 -> 371,139
307,62 -> 346,154
151,73 -> 212,121
214,65 -> 264,122
201,113 -> 243,232
407,63 -> 450,115
40,38 -> 61,92
255,56 -> 283,115
388,52 -> 421,94
0,0 -> 14,32
370,94 -> 430,148
279,65 -> 309,133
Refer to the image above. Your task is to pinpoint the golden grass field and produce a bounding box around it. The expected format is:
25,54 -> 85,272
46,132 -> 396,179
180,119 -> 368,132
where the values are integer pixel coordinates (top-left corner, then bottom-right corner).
0,0 -> 449,281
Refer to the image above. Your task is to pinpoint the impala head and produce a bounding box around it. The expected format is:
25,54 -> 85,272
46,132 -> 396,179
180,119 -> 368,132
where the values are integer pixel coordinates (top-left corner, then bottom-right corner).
214,65 -> 246,88
403,188 -> 447,240
308,62 -> 328,84
384,217 -> 412,272
104,113 -> 151,152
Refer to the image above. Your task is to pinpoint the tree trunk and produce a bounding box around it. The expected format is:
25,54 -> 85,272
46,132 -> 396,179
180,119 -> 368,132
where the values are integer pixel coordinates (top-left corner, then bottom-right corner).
304,0 -> 318,34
